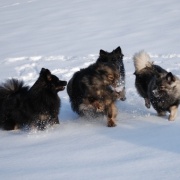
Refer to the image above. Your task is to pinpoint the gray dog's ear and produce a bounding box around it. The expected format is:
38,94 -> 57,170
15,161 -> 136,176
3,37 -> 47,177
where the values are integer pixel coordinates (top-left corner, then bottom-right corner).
166,72 -> 176,83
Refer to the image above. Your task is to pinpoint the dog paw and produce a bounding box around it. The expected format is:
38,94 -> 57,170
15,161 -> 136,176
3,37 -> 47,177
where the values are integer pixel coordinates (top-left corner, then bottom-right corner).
107,119 -> 116,127
158,111 -> 166,116
168,106 -> 177,121
145,98 -> 151,109
146,104 -> 150,109
168,115 -> 175,121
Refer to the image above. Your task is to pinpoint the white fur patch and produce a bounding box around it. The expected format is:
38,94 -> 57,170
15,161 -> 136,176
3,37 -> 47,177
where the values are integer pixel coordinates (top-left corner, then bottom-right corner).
133,50 -> 153,72
114,85 -> 124,92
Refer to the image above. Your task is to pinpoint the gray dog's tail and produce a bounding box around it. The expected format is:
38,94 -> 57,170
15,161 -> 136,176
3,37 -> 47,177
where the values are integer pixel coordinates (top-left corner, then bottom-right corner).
133,50 -> 153,73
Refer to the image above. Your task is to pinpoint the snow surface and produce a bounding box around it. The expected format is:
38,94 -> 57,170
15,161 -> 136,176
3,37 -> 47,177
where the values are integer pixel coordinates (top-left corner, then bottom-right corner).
0,0 -> 180,179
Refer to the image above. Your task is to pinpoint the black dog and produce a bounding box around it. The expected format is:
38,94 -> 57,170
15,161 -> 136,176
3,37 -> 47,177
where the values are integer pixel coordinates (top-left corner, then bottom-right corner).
0,68 -> 67,130
133,51 -> 180,120
67,46 -> 126,127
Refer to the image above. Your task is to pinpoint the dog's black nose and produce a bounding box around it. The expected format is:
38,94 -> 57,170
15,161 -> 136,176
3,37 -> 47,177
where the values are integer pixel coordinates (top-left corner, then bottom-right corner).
62,81 -> 67,86
120,97 -> 126,101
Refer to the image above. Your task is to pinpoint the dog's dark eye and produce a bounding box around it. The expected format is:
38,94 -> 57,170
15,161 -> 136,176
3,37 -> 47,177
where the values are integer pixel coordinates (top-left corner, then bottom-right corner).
159,86 -> 165,90
108,75 -> 114,81
89,97 -> 95,102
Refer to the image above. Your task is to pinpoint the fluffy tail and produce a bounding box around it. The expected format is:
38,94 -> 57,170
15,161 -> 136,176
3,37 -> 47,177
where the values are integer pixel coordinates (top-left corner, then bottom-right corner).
0,79 -> 29,99
133,50 -> 153,73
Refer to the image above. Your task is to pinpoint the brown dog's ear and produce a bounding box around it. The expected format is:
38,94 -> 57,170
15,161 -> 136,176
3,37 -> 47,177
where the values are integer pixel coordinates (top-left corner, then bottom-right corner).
40,68 -> 52,81
99,49 -> 107,56
166,72 -> 176,83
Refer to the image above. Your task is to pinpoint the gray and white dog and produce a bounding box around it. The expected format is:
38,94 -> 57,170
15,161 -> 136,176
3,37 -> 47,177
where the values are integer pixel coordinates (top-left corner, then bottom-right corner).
133,50 -> 180,121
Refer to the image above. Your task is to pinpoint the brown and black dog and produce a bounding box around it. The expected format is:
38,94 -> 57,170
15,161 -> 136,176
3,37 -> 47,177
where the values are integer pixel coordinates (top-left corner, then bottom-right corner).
67,46 -> 126,127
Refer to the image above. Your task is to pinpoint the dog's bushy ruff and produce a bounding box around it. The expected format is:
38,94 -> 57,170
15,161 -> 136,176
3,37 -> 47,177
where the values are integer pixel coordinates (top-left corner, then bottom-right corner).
133,50 -> 180,120
0,68 -> 67,130
67,46 -> 126,127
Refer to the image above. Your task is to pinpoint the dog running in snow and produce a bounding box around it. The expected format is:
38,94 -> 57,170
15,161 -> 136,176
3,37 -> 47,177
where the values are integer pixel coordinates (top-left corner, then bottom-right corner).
0,68 -> 67,130
133,50 -> 180,121
67,46 -> 126,127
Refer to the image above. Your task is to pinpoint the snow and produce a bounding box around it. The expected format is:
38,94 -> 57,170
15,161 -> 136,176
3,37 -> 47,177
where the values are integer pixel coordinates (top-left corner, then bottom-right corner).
0,0 -> 180,179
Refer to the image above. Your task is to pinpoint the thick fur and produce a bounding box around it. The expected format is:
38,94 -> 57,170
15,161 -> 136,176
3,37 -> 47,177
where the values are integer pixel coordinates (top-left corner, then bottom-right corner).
133,51 -> 180,120
148,72 -> 180,120
133,50 -> 153,72
97,46 -> 126,96
67,46 -> 125,127
0,68 -> 67,130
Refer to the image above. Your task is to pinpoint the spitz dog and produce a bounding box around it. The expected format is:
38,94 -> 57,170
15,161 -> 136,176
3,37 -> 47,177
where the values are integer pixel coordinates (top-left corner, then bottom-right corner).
0,68 -> 67,130
133,51 -> 180,120
67,46 -> 126,127
97,46 -> 126,97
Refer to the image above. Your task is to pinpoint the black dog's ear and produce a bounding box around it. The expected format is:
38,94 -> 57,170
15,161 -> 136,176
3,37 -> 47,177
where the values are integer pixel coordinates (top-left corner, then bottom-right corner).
114,46 -> 122,54
113,46 -> 124,59
40,68 -> 46,74
40,68 -> 52,81
100,49 -> 107,56
166,72 -> 176,83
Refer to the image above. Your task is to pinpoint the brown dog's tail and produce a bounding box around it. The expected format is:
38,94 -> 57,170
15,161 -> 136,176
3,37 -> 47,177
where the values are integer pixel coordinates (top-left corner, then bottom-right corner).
133,50 -> 153,73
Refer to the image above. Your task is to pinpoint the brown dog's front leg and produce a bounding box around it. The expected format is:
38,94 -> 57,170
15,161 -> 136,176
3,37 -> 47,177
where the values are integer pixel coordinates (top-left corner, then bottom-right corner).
106,103 -> 117,127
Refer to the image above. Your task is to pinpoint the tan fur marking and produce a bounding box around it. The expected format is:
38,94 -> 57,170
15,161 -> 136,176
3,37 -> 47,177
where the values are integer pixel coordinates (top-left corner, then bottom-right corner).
107,103 -> 117,127
157,111 -> 166,116
14,124 -> 19,130
39,114 -> 50,121
108,74 -> 114,81
169,105 -> 178,121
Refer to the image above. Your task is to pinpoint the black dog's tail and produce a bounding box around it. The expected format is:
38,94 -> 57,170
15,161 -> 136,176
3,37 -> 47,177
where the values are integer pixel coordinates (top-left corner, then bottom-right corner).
0,79 -> 29,101
0,79 -> 29,130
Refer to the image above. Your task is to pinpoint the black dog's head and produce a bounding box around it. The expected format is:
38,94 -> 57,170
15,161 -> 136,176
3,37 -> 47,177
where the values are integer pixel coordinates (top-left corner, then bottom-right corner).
97,46 -> 124,64
40,68 -> 67,92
